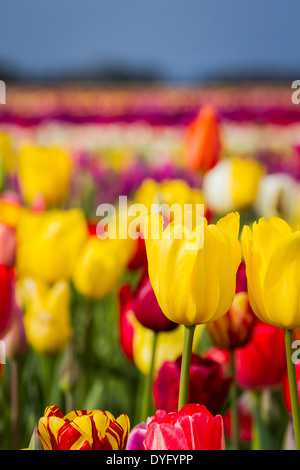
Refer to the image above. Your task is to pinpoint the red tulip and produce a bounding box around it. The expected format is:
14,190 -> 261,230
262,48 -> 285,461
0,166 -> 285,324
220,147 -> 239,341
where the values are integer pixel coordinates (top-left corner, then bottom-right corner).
133,271 -> 177,332
128,237 -> 148,271
0,265 -> 15,338
235,321 -> 287,389
236,261 -> 248,294
205,346 -> 231,377
185,106 -> 221,173
143,403 -> 225,450
282,363 -> 300,415
153,353 -> 232,415
118,284 -> 135,362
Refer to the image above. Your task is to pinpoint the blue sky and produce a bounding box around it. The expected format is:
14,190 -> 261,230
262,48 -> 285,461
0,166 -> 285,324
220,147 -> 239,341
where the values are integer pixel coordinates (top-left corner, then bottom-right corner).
0,0 -> 300,82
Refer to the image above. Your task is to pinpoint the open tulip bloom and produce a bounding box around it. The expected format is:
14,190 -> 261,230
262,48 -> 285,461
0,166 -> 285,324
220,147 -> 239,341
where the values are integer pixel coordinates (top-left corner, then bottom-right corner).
242,216 -> 300,449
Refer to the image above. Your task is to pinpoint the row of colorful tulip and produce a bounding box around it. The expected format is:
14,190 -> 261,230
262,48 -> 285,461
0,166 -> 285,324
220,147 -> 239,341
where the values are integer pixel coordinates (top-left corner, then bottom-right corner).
0,97 -> 299,450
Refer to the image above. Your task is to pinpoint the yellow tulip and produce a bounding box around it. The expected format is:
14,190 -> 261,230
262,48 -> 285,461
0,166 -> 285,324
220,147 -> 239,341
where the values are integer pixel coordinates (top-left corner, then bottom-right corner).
242,216 -> 300,330
16,209 -> 88,283
0,199 -> 24,227
19,278 -> 72,355
0,132 -> 16,173
203,157 -> 264,213
72,235 -> 134,300
134,178 -> 204,217
145,211 -> 241,326
17,145 -> 71,207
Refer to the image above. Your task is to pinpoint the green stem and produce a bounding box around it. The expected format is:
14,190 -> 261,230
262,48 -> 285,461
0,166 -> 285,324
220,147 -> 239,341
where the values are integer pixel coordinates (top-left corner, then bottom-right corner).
230,349 -> 239,450
64,390 -> 73,414
83,299 -> 95,388
284,329 -> 300,450
140,331 -> 158,422
10,360 -> 19,450
178,324 -> 196,411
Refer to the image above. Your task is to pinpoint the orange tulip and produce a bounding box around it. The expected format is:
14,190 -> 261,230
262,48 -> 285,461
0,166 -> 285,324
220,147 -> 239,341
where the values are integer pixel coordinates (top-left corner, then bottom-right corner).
185,106 -> 221,173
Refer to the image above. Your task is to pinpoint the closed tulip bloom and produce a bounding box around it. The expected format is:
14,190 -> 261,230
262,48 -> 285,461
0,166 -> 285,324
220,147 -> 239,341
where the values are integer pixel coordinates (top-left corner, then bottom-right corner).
0,265 -> 15,338
153,354 -> 232,415
17,145 -> 71,208
118,284 -> 204,374
143,404 -> 225,450
145,211 -> 241,326
133,272 -> 177,332
20,279 -> 72,355
185,106 -> 221,173
235,321 -> 286,389
207,291 -> 255,349
127,236 -> 148,271
118,284 -> 135,362
134,178 -> 204,222
242,216 -> 300,330
17,209 -> 88,283
38,406 -> 130,450
73,235 -> 132,300
203,157 -> 264,214
236,260 -> 248,293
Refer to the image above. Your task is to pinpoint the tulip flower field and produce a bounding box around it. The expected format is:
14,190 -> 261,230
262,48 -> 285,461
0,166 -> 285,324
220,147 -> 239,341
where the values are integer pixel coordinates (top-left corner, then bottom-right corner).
0,83 -> 300,451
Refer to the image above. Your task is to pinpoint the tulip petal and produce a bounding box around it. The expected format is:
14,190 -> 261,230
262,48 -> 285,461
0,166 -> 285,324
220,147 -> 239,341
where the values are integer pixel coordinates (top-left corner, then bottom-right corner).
263,232 -> 300,329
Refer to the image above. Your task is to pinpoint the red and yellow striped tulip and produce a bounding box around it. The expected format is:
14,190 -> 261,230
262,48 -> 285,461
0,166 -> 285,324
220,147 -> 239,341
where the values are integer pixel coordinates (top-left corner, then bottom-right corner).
38,406 -> 130,450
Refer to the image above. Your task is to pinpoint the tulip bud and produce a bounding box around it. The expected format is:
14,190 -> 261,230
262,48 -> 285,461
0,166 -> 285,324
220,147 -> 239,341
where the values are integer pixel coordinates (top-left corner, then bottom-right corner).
185,106 -> 221,173
118,284 -> 135,362
207,291 -> 255,350
133,273 -> 177,332
17,145 -> 71,208
0,265 -> 15,338
153,353 -> 232,415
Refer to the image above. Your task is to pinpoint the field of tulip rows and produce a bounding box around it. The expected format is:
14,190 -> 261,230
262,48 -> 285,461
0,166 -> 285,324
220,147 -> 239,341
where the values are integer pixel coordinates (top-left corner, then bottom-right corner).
0,83 -> 300,450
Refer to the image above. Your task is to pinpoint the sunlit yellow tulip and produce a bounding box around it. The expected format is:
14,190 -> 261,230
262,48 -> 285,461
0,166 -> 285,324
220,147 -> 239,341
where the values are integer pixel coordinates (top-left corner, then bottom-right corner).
19,278 -> 72,355
145,211 -> 241,326
242,216 -> 300,330
203,157 -> 264,213
17,145 -> 71,207
134,178 -> 204,218
16,209 -> 88,283
72,235 -> 134,300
